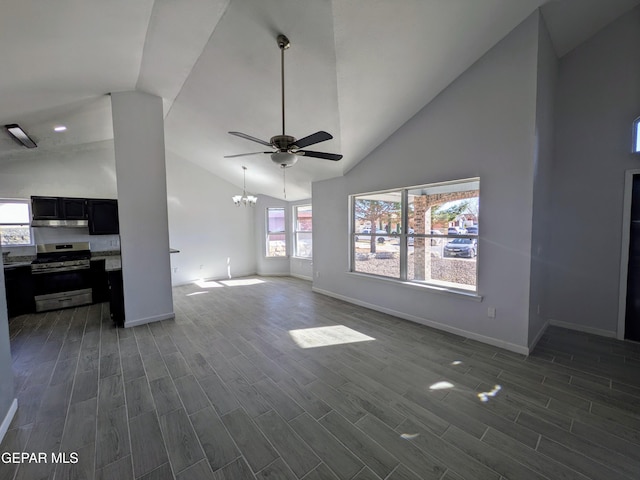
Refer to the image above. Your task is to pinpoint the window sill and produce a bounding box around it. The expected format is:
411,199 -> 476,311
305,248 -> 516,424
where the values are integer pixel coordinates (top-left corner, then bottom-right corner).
346,271 -> 483,302
291,256 -> 312,260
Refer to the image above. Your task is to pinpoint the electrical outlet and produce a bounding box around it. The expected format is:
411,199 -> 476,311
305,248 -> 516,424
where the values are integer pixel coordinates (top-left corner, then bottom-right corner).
200,264 -> 204,270
487,307 -> 496,318
173,267 -> 178,273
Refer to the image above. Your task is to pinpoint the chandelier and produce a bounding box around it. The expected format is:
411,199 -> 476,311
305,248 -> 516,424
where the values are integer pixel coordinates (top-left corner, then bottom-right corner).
232,166 -> 257,207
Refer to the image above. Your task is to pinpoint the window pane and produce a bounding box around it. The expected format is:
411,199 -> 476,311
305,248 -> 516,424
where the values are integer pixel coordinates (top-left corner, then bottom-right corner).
353,191 -> 402,235
0,225 -> 31,246
295,205 -> 312,231
267,208 -> 285,233
0,202 -> 30,223
295,232 -> 312,258
407,180 -> 479,290
0,200 -> 32,246
267,233 -> 286,257
408,235 -> 477,290
353,236 -> 400,279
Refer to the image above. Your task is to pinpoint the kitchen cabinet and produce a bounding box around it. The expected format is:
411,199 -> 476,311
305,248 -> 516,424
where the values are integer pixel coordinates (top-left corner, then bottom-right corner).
87,199 -> 119,235
61,198 -> 87,220
4,265 -> 35,317
31,196 -> 88,226
90,259 -> 109,303
31,196 -> 119,234
31,196 -> 61,219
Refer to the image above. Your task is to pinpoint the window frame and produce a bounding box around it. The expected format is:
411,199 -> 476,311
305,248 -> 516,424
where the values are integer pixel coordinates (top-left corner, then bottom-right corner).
0,198 -> 34,247
350,178 -> 480,294
293,204 -> 312,259
265,207 -> 287,258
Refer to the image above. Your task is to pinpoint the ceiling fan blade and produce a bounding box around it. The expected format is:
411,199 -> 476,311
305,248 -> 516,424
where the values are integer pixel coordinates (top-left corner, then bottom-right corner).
229,131 -> 272,147
293,131 -> 333,149
224,152 -> 271,158
298,150 -> 343,161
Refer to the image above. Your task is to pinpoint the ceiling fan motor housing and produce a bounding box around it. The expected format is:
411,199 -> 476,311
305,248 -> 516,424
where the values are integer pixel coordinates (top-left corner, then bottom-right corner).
271,135 -> 296,150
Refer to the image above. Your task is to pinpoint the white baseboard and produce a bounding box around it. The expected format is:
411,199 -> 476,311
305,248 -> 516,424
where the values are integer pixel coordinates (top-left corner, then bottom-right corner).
548,319 -> 617,338
171,270 -> 258,287
0,398 -> 18,444
291,273 -> 312,282
312,287 -> 530,355
125,312 -> 175,328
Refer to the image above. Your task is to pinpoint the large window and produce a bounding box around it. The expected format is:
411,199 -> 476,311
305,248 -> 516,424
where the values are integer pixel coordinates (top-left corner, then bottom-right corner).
0,199 -> 32,246
266,207 -> 286,257
293,205 -> 312,258
351,178 -> 479,292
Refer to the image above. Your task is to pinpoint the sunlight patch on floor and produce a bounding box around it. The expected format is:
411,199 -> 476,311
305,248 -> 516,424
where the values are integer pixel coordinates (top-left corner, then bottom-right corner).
288,325 -> 375,349
429,381 -> 455,390
477,385 -> 502,402
220,278 -> 265,287
186,291 -> 209,296
194,280 -> 223,288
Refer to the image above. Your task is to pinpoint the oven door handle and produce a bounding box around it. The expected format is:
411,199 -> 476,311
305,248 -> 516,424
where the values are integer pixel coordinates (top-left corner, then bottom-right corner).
32,265 -> 91,274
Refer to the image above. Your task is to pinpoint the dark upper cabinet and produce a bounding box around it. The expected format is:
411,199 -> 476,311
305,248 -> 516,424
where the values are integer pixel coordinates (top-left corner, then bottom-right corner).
31,196 -> 87,220
88,199 -> 119,235
62,198 -> 87,220
31,196 -> 61,219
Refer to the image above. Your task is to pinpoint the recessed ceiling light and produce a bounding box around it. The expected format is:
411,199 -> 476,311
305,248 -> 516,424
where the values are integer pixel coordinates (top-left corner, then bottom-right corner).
54,125 -> 67,132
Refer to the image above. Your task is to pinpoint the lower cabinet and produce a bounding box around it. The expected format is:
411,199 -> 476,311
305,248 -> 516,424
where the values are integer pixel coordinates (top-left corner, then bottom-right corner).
90,259 -> 109,303
107,270 -> 124,327
90,259 -> 124,326
4,265 -> 35,318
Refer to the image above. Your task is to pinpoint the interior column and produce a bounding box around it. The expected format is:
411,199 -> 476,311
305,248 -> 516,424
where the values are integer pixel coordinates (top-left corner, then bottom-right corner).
111,91 -> 174,326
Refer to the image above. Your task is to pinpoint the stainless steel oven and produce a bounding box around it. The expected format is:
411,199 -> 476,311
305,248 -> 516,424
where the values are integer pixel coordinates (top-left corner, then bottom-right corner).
32,242 -> 93,312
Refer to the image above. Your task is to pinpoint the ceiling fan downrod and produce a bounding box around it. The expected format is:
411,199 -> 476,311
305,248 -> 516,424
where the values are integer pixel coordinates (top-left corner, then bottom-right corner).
277,34 -> 290,137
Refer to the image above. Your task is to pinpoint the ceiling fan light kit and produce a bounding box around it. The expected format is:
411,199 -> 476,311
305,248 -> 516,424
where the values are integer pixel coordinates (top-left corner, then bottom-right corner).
225,33 -> 342,169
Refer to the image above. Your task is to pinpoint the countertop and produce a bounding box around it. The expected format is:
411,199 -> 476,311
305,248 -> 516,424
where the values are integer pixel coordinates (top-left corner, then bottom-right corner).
4,248 -> 175,271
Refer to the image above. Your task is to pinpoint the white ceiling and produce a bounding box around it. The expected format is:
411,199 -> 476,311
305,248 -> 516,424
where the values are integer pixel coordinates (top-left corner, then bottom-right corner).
0,0 -> 637,200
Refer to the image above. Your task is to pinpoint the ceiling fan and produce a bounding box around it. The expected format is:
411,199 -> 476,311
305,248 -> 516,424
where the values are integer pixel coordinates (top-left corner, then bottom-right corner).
225,34 -> 343,168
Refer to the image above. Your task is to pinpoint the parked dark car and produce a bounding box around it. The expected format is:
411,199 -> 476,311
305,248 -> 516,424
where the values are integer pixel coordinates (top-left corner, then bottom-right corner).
443,237 -> 477,258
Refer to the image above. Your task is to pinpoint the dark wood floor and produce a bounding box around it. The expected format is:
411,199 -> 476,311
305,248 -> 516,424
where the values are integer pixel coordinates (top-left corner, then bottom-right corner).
2,276 -> 640,480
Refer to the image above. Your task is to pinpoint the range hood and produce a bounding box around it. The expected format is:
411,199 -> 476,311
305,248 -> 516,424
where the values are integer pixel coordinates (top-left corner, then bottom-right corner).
31,219 -> 88,228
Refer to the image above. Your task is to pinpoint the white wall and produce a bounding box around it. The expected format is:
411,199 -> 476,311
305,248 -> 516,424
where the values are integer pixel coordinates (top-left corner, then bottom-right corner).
528,16 -> 558,348
312,13 -> 541,353
166,151 -> 256,285
255,194 -> 290,276
0,140 -> 117,199
547,7 -> 640,335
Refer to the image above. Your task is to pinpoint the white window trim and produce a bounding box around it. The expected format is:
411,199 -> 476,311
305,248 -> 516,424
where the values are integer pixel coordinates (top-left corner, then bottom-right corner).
0,198 -> 34,247
292,204 -> 312,259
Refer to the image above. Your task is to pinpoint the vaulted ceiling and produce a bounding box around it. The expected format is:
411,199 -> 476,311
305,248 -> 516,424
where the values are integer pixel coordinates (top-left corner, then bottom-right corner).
0,0 -> 638,200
